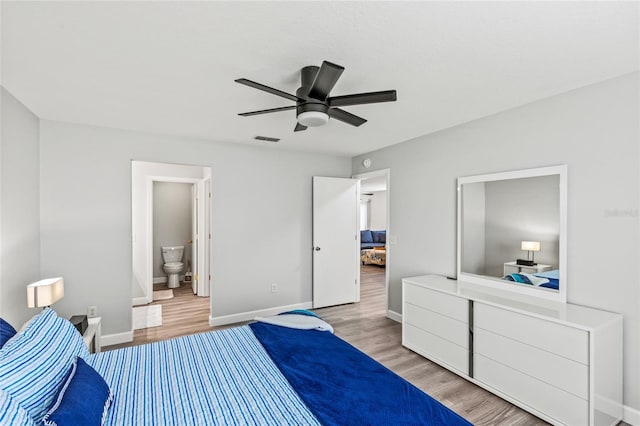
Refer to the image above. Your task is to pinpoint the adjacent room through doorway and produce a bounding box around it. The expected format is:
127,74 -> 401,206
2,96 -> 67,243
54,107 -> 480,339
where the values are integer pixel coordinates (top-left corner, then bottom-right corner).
131,161 -> 212,335
357,171 -> 389,312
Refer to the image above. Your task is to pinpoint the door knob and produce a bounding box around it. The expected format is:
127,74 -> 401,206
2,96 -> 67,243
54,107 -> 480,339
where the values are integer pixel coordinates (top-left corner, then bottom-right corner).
315,247 -> 321,251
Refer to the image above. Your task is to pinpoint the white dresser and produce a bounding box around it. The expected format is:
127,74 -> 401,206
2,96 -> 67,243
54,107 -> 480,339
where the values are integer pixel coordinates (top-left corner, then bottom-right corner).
402,275 -> 623,426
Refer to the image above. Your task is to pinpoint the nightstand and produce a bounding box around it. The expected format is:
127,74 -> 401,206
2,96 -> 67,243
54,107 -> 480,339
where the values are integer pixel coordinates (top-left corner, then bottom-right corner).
503,261 -> 552,276
83,317 -> 102,353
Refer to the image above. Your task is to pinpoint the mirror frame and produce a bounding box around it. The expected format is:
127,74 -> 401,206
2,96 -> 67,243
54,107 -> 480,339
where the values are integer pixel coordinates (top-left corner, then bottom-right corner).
456,165 -> 568,303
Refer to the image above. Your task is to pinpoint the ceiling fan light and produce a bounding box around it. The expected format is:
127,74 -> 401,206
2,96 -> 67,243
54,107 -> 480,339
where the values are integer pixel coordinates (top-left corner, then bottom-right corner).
297,111 -> 329,127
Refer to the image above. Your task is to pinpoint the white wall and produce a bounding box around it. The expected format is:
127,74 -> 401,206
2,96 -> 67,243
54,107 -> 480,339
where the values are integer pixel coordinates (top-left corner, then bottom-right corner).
352,72 -> 640,412
461,182 -> 485,275
153,182 -> 192,280
369,191 -> 387,231
359,198 -> 371,230
0,88 -> 41,327
484,175 -> 560,276
39,120 -> 351,335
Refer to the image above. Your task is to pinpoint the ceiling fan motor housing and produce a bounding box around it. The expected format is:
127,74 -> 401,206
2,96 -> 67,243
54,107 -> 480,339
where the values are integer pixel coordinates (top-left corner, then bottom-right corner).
301,65 -> 320,90
296,73 -> 329,126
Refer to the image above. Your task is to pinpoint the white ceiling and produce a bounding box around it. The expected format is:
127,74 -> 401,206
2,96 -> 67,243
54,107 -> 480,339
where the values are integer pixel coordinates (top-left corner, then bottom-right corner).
2,1 -> 638,157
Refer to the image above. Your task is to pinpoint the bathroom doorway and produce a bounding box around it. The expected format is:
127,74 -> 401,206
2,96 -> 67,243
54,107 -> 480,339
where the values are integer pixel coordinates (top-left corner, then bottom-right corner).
152,182 -> 194,290
131,161 -> 212,331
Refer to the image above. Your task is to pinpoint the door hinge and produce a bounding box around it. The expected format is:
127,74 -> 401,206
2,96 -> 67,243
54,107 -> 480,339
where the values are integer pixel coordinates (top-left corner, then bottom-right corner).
209,233 -> 211,239
355,279 -> 357,285
195,274 -> 199,281
209,192 -> 212,198
209,275 -> 211,281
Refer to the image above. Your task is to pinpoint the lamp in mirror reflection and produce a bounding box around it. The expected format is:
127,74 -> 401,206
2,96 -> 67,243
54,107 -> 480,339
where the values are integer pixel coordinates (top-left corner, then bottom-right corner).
521,241 -> 541,264
27,277 -> 64,309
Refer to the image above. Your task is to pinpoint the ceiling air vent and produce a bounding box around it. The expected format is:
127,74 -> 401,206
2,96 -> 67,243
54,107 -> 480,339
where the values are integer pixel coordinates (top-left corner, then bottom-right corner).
254,136 -> 280,143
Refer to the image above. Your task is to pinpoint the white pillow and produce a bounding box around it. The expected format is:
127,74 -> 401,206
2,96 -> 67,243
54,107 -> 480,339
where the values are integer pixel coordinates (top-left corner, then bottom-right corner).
255,314 -> 334,333
0,308 -> 89,424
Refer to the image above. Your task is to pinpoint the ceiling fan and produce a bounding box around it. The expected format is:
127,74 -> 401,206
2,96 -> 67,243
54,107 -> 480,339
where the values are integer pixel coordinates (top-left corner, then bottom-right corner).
235,61 -> 397,132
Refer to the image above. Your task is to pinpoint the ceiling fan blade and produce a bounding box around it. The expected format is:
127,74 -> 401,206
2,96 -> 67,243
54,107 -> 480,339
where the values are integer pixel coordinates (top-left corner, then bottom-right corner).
235,78 -> 302,102
328,90 -> 397,108
328,108 -> 367,127
238,105 -> 296,117
294,123 -> 307,132
307,61 -> 345,101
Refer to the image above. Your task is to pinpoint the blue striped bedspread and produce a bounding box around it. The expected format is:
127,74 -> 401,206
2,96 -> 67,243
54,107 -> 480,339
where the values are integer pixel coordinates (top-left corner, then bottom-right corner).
87,326 -> 320,426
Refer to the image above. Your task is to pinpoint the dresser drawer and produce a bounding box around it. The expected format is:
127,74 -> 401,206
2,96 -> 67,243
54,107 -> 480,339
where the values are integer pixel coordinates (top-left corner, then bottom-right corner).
474,328 -> 588,400
475,303 -> 589,364
475,354 -> 588,426
404,303 -> 468,348
403,323 -> 468,375
404,283 -> 468,323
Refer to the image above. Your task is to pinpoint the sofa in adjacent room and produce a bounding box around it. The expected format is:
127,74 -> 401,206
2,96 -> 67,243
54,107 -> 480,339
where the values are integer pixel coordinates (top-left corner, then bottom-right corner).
360,229 -> 386,249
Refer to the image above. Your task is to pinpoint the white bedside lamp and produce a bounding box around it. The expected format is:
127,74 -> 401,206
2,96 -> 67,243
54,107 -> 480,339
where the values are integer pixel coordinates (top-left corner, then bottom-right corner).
521,241 -> 540,264
27,277 -> 64,308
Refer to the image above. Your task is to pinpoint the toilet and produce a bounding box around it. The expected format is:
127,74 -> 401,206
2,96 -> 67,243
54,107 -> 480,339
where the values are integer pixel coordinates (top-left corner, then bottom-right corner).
161,246 -> 184,289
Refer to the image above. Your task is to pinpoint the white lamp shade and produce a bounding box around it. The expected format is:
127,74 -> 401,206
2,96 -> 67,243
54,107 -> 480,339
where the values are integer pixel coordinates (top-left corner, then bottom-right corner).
27,277 -> 64,308
521,241 -> 541,252
297,111 -> 329,127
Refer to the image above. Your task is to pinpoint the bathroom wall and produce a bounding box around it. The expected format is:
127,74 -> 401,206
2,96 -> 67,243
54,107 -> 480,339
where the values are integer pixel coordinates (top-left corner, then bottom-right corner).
152,182 -> 193,281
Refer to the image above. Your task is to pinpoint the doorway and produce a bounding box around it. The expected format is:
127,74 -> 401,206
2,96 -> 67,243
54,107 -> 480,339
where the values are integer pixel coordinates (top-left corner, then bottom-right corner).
131,161 -> 212,331
354,169 -> 390,316
152,182 -> 194,291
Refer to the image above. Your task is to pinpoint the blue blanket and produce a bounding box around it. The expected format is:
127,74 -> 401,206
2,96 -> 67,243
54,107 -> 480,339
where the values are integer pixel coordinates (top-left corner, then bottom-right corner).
250,322 -> 472,426
534,270 -> 560,290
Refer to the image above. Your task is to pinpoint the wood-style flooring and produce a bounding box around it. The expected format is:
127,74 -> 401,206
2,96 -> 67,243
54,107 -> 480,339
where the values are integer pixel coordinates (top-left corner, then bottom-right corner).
105,266 -> 620,425
316,266 -> 548,426
129,282 -> 213,346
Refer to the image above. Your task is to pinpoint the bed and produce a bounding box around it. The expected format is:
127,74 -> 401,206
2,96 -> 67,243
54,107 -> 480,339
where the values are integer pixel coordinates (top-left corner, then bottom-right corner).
0,308 -> 471,426
502,269 -> 560,290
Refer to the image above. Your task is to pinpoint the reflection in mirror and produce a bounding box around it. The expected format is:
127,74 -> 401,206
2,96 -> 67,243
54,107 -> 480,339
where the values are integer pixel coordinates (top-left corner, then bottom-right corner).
457,166 -> 567,303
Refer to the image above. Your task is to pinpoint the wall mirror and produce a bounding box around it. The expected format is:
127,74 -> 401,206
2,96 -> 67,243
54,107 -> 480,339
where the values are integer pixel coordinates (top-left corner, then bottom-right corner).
457,165 -> 567,303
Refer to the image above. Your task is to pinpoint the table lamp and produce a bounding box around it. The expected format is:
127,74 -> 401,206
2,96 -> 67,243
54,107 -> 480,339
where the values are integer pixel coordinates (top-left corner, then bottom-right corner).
27,277 -> 64,308
518,241 -> 540,266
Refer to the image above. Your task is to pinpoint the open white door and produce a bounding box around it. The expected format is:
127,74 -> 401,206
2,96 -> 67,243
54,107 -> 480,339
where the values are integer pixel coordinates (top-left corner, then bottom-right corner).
313,176 -> 359,308
191,184 -> 198,295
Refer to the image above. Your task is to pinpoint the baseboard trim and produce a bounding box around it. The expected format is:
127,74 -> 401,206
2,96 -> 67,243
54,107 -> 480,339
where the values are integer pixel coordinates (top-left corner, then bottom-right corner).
131,296 -> 148,306
101,331 -> 133,347
625,404 -> 640,425
209,302 -> 313,327
386,309 -> 402,323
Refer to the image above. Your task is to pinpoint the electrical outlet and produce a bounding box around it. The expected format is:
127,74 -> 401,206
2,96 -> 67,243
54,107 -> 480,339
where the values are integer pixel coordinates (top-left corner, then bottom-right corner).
87,306 -> 98,317
270,283 -> 278,293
